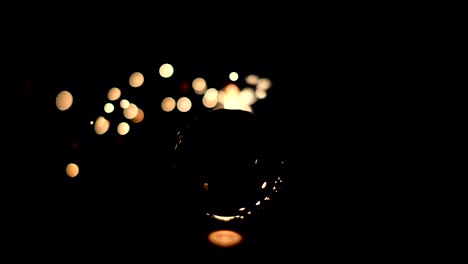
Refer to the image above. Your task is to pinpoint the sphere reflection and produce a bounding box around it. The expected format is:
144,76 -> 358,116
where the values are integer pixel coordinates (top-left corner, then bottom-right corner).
174,109 -> 285,222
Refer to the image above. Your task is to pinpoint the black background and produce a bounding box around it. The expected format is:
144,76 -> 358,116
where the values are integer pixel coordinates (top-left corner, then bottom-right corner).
6,9 -> 435,261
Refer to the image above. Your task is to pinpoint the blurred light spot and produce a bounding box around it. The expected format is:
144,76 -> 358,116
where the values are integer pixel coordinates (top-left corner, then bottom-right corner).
225,83 -> 239,93
245,74 -> 259,85
104,102 -> 114,113
202,88 -> 218,108
217,90 -> 225,104
66,163 -> 79,177
129,72 -> 144,88
56,90 -> 73,111
159,63 -> 174,78
94,116 -> 110,135
131,108 -> 144,123
240,88 -> 257,106
203,182 -> 208,191
208,230 -> 242,248
177,97 -> 192,112
261,181 -> 267,189
255,89 -> 267,99
255,201 -> 261,206
229,72 -> 239,81
223,84 -> 241,110
192,77 -> 207,95
161,97 -> 176,112
123,103 -> 138,119
120,99 -> 130,108
117,122 -> 130,135
256,78 -> 272,90
107,87 -> 121,101
239,207 -> 246,211
264,196 -> 270,200
90,120 -> 94,125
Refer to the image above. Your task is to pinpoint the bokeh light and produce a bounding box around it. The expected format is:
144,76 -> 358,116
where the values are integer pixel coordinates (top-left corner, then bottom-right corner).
159,63 -> 174,78
256,78 -> 272,91
161,97 -> 176,112
240,87 -> 257,106
176,97 -> 192,112
222,84 -> 242,110
131,109 -> 145,123
104,102 -> 114,113
56,90 -> 73,111
192,77 -> 207,95
94,116 -> 110,135
117,122 -> 130,135
66,163 -> 79,177
255,89 -> 267,99
202,88 -> 218,108
120,99 -> 130,109
107,87 -> 121,101
229,72 -> 239,81
245,74 -> 259,85
123,103 -> 139,119
129,72 -> 144,88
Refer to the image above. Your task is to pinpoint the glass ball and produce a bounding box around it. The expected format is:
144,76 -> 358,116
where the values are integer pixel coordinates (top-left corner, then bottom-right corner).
173,109 -> 286,225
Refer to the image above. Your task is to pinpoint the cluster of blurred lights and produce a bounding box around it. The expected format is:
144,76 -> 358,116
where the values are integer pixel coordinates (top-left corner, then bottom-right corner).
161,68 -> 272,113
54,61 -> 284,250
55,62 -> 273,180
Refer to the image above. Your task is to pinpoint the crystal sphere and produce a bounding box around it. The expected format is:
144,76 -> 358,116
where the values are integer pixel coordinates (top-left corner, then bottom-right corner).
173,109 -> 285,223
